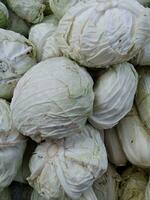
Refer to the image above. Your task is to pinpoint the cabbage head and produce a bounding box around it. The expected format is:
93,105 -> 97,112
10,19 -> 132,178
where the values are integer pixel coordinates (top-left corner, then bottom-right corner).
88,62 -> 138,130
56,0 -> 149,68
27,124 -> 107,199
11,57 -> 94,142
6,0 -> 46,24
0,29 -> 36,100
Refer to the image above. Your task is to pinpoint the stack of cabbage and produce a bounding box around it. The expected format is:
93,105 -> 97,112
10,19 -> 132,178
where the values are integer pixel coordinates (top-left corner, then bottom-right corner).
0,0 -> 149,199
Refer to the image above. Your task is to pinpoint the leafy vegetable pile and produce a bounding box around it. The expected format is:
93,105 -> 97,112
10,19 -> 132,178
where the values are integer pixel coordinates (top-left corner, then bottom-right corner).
0,0 -> 150,199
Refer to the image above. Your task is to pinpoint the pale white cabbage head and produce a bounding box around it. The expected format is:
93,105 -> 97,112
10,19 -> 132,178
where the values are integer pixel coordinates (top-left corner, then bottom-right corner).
0,2 -> 8,28
136,68 -> 150,130
88,62 -> 138,130
7,11 -> 30,37
0,99 -> 26,191
0,29 -> 36,100
56,0 -> 149,68
118,167 -> 148,200
11,57 -> 94,142
29,15 -> 61,61
93,165 -> 121,200
0,187 -> 11,200
27,124 -> 108,200
6,0 -> 46,24
117,106 -> 150,167
105,128 -> 128,166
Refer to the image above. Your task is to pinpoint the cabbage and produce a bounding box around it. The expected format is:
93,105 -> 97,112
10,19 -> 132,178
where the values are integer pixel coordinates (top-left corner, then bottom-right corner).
0,187 -> 11,200
29,15 -> 61,61
93,165 -> 121,200
136,67 -> 150,130
11,57 -> 94,142
0,29 -> 36,100
119,166 -> 148,200
0,99 -> 26,191
105,129 -> 128,166
27,124 -> 108,199
56,0 -> 149,68
0,2 -> 8,28
88,62 -> 138,130
117,106 -> 150,167
7,11 -> 30,37
6,0 -> 46,24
